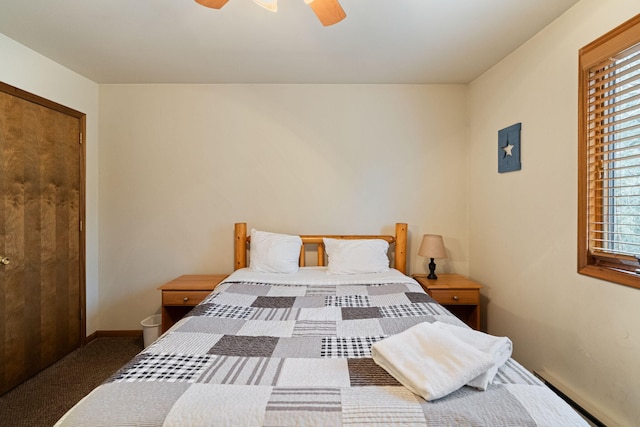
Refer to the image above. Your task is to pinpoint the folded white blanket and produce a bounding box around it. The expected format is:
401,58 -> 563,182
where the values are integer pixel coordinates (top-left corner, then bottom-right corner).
431,321 -> 512,390
371,322 -> 494,401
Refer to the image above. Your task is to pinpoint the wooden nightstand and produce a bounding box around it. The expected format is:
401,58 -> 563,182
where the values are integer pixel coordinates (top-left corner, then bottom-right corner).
413,274 -> 482,330
158,274 -> 228,332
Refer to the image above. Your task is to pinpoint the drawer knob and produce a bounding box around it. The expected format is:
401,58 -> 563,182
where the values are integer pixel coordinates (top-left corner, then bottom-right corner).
183,297 -> 189,302
453,295 -> 459,301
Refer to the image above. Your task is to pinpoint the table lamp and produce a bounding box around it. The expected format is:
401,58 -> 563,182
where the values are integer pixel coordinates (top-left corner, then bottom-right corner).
418,234 -> 446,279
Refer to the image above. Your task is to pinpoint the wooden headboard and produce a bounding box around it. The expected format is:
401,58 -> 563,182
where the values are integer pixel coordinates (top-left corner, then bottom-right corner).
234,223 -> 408,274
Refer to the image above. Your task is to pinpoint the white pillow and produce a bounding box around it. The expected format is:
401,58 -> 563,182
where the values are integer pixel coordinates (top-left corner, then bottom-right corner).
249,229 -> 302,274
324,238 -> 390,274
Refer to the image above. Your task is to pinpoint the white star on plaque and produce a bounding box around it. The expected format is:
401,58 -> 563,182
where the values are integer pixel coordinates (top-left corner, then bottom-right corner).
503,143 -> 514,157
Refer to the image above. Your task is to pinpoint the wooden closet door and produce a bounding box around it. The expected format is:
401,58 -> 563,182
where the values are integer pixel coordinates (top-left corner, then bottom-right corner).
0,83 -> 85,395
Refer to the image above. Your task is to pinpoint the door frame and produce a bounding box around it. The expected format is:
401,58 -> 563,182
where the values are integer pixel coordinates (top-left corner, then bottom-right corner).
0,81 -> 87,344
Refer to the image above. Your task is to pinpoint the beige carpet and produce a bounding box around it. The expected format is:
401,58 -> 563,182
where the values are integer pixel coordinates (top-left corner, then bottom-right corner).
0,337 -> 143,427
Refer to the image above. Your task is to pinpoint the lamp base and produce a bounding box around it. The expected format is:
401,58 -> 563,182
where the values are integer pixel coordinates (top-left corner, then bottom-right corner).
427,258 -> 438,279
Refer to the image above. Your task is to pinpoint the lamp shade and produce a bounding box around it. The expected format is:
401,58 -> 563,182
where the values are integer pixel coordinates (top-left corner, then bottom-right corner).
418,234 -> 446,259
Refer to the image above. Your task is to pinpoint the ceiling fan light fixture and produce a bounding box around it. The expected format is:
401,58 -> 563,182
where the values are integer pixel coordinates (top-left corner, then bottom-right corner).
253,0 -> 278,12
194,0 -> 229,9
194,0 -> 346,26
304,0 -> 346,26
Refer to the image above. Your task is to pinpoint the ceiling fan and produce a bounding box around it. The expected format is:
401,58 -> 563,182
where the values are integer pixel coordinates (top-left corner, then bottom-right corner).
195,0 -> 347,27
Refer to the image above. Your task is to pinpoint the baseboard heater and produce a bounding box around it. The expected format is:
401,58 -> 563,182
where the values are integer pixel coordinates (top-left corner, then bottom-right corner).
535,370 -> 608,427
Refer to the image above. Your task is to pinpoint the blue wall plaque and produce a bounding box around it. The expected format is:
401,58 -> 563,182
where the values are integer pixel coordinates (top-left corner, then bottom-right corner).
498,123 -> 521,173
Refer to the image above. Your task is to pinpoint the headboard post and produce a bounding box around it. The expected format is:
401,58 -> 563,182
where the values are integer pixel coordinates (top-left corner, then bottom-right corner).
394,222 -> 408,274
234,222 -> 247,270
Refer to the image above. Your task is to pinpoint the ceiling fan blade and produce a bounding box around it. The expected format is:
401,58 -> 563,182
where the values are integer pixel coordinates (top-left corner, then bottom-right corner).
305,0 -> 346,26
195,0 -> 229,9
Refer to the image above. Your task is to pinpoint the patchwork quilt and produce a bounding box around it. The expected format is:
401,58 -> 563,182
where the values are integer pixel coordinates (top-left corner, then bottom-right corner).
56,269 -> 587,426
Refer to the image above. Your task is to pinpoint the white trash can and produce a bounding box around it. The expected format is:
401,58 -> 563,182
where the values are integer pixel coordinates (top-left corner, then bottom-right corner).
140,314 -> 162,348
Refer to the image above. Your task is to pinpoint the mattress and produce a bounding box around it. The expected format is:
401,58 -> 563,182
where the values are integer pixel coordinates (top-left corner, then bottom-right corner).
56,268 -> 587,426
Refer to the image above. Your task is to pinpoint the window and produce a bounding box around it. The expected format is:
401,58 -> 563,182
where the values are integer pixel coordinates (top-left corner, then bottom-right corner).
579,14 -> 640,289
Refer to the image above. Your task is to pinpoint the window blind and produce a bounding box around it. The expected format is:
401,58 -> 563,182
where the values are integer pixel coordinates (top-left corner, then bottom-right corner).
586,40 -> 640,265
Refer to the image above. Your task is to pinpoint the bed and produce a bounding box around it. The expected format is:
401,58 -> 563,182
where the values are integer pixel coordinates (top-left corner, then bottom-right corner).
56,223 -> 587,426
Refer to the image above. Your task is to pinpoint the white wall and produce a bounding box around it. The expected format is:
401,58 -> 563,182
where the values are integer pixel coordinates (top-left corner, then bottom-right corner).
0,34 -> 100,335
468,0 -> 640,425
98,84 -> 468,330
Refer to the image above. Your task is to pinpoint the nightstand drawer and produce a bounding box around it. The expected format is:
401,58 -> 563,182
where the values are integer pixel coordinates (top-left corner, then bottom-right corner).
159,274 -> 228,333
413,274 -> 482,330
429,289 -> 478,305
162,290 -> 211,306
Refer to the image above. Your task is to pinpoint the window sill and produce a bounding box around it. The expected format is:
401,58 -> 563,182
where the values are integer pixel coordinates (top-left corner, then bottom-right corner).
579,264 -> 640,290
